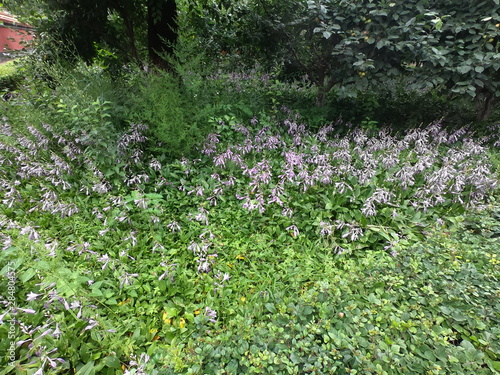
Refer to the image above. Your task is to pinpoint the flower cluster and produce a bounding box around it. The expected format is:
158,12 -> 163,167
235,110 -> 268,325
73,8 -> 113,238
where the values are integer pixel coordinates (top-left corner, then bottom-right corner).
200,115 -> 497,223
188,240 -> 217,273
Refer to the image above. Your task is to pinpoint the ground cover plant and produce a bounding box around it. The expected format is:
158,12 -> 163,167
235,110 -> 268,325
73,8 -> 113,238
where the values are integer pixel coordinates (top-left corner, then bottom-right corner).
0,95 -> 499,374
1,2 -> 500,373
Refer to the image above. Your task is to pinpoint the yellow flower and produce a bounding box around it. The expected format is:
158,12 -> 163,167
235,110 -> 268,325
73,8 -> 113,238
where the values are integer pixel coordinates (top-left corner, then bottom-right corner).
179,318 -> 186,328
240,296 -> 246,303
118,298 -> 130,306
162,311 -> 171,324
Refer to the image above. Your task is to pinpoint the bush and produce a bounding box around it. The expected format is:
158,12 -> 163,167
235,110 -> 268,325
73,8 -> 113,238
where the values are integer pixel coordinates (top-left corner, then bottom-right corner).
0,60 -> 24,93
295,85 -> 478,130
125,70 -> 209,159
1,33 -> 499,374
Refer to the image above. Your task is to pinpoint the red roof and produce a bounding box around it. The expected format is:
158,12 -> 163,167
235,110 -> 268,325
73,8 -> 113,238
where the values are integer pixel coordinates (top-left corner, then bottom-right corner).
0,11 -> 32,28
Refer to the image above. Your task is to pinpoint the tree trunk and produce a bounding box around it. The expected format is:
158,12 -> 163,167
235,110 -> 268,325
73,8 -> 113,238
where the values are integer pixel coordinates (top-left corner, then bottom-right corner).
316,85 -> 326,107
120,8 -> 139,63
475,89 -> 497,121
147,0 -> 177,70
315,74 -> 338,107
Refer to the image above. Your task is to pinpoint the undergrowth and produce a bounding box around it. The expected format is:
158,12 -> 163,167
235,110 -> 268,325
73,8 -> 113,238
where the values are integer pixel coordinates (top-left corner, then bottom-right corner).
0,43 -> 499,373
0,102 -> 498,374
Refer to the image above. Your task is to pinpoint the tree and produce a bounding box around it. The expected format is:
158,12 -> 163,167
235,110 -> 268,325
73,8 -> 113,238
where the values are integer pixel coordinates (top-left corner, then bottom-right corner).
186,0 -> 499,119
280,0 -> 499,118
3,0 -> 179,69
416,1 -> 500,121
148,0 -> 177,69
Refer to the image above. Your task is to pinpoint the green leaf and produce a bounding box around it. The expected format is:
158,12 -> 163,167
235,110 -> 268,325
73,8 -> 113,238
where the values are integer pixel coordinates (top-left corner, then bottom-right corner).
265,303 -> 277,313
103,356 -> 121,369
20,268 -> 37,283
290,352 -> 300,364
76,361 -> 95,375
367,294 -> 382,305
457,65 -> 472,74
376,40 -> 388,49
89,289 -> 103,297
460,339 -> 475,351
490,361 -> 500,371
391,344 -> 401,353
164,306 -> 179,318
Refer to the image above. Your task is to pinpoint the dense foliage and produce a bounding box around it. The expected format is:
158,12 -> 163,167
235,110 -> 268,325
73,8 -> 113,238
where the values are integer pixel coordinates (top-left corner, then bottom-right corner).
0,1 -> 499,374
2,0 -> 177,69
186,0 -> 500,118
0,61 -> 23,93
0,68 -> 499,372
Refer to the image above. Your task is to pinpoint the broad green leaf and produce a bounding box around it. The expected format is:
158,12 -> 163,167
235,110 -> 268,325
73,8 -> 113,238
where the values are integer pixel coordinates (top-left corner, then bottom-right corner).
76,361 -> 95,375
265,303 -> 277,313
20,268 -> 36,283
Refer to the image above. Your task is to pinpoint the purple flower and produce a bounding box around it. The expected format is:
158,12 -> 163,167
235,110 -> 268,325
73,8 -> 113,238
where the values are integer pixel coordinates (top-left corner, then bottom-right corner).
201,133 -> 220,156
17,308 -> 36,314
134,196 -> 149,209
282,207 -> 293,218
319,221 -> 334,236
52,323 -> 62,338
0,309 -> 10,324
149,158 -> 162,171
97,254 -> 110,270
187,186 -> 205,197
335,246 -> 347,255
340,223 -> 364,242
166,221 -> 181,232
286,225 -> 300,237
158,262 -> 176,281
27,292 -> 42,301
120,272 -> 139,288
361,201 -> 377,217
84,319 -> 99,331
194,207 -> 209,225
205,307 -> 217,323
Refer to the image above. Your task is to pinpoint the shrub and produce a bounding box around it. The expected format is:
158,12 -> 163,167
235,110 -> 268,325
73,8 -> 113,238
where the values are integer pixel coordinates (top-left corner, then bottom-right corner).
125,70 -> 207,160
0,60 -> 24,94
